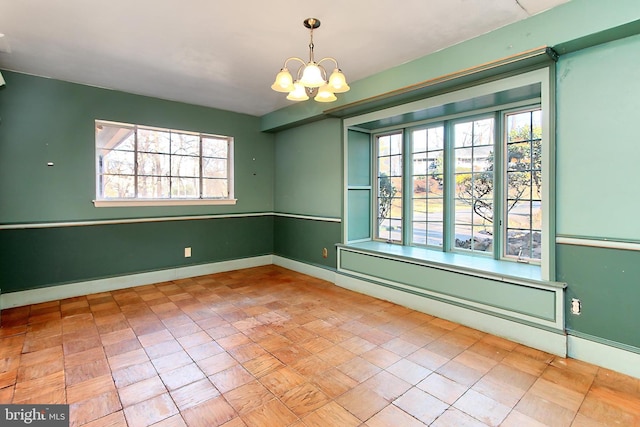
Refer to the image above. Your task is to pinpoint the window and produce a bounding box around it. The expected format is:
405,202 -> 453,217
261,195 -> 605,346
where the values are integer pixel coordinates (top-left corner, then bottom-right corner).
375,132 -> 403,242
94,120 -> 234,206
374,105 -> 543,264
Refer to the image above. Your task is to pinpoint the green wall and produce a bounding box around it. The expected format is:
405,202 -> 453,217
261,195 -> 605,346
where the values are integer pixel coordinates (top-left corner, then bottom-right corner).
274,118 -> 342,218
272,118 -> 343,270
556,34 -> 640,240
557,244 -> 640,349
553,34 -> 640,350
0,71 -> 274,224
0,71 -> 276,293
273,216 -> 340,270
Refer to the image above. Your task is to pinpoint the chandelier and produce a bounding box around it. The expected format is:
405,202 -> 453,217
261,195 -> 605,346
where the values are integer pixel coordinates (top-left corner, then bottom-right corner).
271,18 -> 350,103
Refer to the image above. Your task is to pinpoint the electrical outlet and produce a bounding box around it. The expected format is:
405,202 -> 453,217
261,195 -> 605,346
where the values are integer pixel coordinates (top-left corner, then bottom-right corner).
322,248 -> 328,258
184,247 -> 192,258
571,298 -> 581,315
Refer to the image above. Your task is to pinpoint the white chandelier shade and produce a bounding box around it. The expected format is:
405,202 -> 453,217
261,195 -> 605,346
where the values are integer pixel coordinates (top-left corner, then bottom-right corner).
271,18 -> 350,103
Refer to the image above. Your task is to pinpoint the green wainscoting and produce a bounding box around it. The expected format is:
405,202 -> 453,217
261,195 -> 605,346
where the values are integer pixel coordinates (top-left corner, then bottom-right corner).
273,216 -> 341,270
0,216 -> 274,293
557,243 -> 640,350
338,247 -> 563,330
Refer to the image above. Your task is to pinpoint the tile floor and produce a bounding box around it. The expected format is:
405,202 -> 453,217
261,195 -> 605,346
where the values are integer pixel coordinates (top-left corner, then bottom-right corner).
1,265 -> 639,426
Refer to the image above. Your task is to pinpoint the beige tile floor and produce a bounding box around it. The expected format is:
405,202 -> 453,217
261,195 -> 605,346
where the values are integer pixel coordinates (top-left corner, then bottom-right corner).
1,265 -> 639,426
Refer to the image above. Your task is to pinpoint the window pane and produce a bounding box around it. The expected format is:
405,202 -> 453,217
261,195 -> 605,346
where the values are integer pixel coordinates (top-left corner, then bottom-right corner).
455,225 -> 473,248
171,155 -> 199,177
413,153 -> 427,175
473,146 -> 493,171
203,158 -> 227,178
413,177 -> 426,198
413,129 -> 427,152
473,118 -> 494,146
412,222 -> 426,245
454,122 -> 473,148
203,178 -> 228,198
96,122 -> 134,151
427,222 -> 444,247
378,157 -> 391,176
390,156 -> 403,176
172,133 -> 199,156
390,134 -> 403,155
138,153 -> 170,176
101,175 -> 134,198
428,175 -> 443,196
138,176 -> 170,198
101,150 -> 134,175
138,128 -> 171,153
202,137 -> 228,158
171,177 -> 199,198
427,127 -> 444,150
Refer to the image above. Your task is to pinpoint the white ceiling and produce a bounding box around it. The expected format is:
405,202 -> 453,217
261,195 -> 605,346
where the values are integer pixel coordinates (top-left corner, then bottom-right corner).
0,0 -> 568,117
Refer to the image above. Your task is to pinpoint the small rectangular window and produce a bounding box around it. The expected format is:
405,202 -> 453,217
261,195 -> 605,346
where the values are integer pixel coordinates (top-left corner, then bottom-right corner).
504,109 -> 542,261
375,132 -> 403,243
95,120 -> 234,205
453,117 -> 495,254
411,125 -> 444,247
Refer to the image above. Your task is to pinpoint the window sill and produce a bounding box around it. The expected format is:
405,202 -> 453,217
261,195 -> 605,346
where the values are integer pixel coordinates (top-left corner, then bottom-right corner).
338,241 -> 562,289
93,199 -> 237,207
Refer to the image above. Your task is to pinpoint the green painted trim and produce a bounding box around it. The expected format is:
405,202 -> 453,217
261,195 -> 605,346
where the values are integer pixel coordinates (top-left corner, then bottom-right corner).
567,329 -> 640,356
338,247 -> 560,326
554,18 -> 640,55
335,271 -> 567,357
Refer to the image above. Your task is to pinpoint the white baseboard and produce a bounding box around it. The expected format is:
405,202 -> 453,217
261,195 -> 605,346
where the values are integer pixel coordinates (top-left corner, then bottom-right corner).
334,273 -> 567,357
0,255 -> 273,310
568,334 -> 640,379
5,254 -> 639,380
272,256 -> 337,283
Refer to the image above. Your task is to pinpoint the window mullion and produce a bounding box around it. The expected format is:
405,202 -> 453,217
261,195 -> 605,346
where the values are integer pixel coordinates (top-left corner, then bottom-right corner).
403,131 -> 412,245
134,125 -> 139,198
199,135 -> 203,199
442,121 -> 454,253
494,112 -> 504,260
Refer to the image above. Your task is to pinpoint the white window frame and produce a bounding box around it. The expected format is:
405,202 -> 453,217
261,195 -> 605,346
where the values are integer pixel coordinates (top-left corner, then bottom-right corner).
93,120 -> 236,207
345,67 -> 555,281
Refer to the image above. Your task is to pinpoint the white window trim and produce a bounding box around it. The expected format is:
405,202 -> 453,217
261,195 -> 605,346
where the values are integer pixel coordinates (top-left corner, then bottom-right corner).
343,67 -> 555,281
95,120 -> 235,205
93,199 -> 237,207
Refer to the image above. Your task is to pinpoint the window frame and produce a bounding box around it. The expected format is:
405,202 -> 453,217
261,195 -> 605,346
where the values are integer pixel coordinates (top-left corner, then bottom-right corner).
345,67 -> 555,281
93,120 -> 236,207
373,104 -> 542,263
